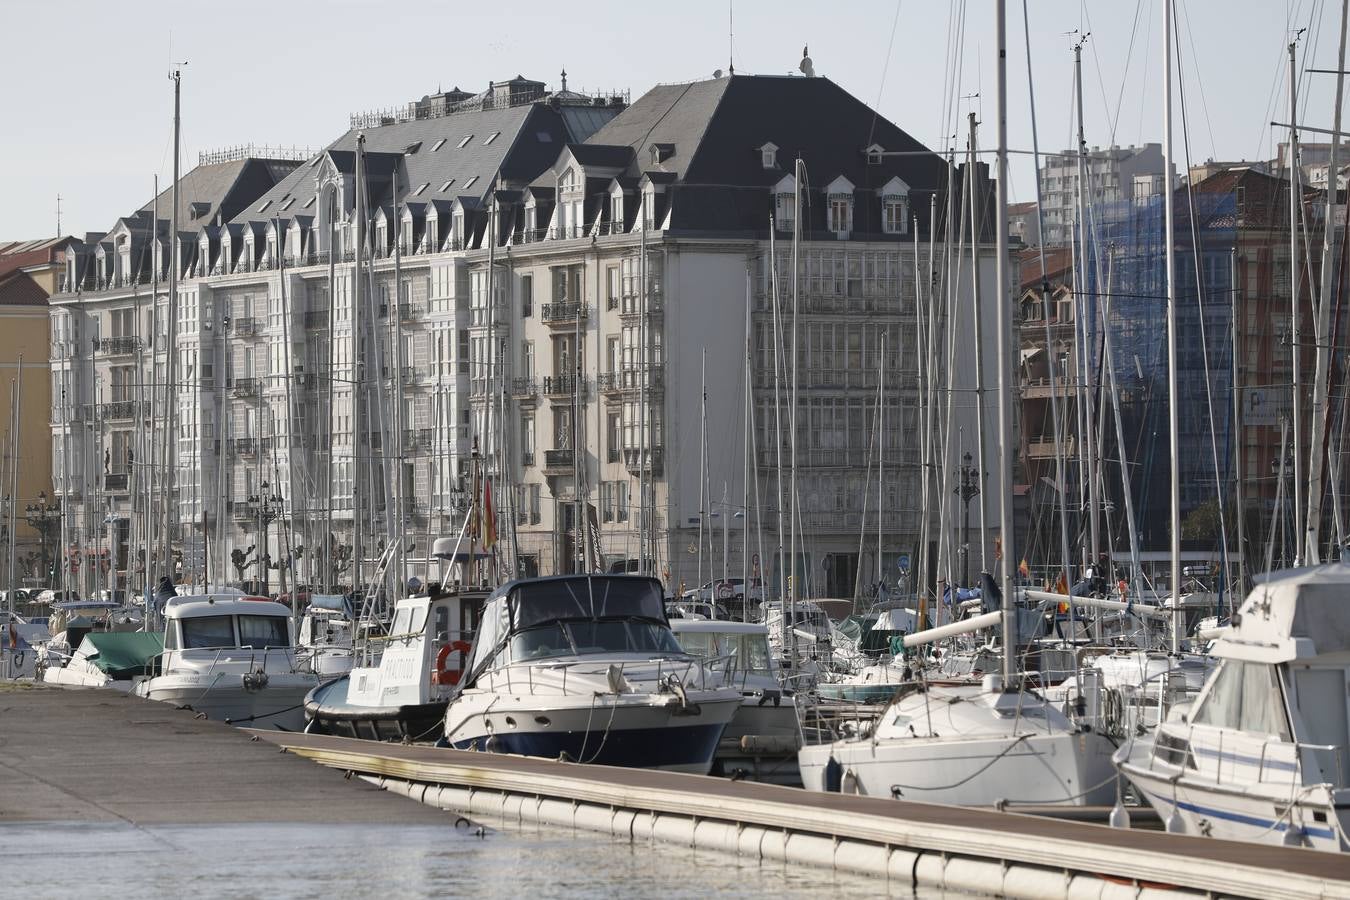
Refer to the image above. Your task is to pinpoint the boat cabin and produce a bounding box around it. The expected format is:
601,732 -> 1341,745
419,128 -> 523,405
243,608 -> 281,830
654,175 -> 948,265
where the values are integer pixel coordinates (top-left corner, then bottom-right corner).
464,575 -> 686,679
346,589 -> 485,708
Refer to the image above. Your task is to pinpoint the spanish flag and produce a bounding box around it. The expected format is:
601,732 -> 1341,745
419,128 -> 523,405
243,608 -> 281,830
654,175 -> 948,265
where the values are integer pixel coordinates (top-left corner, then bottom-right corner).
483,476 -> 497,550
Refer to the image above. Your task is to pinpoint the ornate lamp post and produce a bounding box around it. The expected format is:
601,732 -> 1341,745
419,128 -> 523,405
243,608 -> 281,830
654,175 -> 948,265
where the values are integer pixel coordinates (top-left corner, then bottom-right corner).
246,481 -> 284,592
954,451 -> 981,588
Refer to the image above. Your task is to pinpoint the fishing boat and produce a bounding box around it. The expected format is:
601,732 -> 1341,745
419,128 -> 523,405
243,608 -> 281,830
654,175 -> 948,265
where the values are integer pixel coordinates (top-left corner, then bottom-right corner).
1115,564 -> 1350,851
671,618 -> 803,783
442,575 -> 743,774
133,591 -> 319,730
304,586 -> 485,741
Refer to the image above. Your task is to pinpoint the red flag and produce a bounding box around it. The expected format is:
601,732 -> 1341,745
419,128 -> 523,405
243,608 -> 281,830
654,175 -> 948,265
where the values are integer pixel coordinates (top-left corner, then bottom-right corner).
483,476 -> 497,549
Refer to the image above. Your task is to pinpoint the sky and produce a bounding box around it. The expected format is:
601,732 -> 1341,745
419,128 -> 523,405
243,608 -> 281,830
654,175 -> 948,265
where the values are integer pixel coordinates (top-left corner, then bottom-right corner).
2,0 -> 1345,239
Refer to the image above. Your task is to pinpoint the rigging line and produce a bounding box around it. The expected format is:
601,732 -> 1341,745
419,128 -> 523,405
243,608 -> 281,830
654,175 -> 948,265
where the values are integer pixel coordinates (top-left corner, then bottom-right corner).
1076,6 -> 1117,142
1177,0 -> 1220,161
1174,0 -> 1232,593
1021,0 -> 1074,588
1106,0 -> 1147,146
866,0 -> 905,152
1135,0 -> 1156,146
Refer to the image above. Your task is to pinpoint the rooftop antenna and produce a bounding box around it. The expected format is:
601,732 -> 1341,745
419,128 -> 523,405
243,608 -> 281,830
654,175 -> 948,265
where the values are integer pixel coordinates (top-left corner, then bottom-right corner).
728,0 -> 735,75
560,68 -> 567,92
799,45 -> 814,77
56,194 -> 62,237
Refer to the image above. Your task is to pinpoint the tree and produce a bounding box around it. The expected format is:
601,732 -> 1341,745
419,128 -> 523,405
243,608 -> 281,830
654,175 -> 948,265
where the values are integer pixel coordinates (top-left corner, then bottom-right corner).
1180,498 -> 1222,543
231,544 -> 257,582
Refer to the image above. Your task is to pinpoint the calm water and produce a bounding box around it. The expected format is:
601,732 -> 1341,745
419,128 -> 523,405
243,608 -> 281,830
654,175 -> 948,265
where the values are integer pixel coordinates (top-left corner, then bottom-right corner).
0,819 -> 956,899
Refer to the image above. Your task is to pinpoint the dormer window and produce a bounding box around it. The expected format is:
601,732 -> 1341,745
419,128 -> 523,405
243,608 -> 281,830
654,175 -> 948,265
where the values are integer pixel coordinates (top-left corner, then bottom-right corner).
866,143 -> 885,165
611,193 -> 624,230
825,175 -> 855,238
880,175 -> 911,235
759,142 -> 779,170
772,174 -> 796,232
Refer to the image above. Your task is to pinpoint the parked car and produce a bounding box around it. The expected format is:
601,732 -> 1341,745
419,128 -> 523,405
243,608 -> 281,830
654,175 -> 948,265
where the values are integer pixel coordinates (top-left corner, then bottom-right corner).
34,589 -> 80,605
665,600 -> 730,621
681,577 -> 764,604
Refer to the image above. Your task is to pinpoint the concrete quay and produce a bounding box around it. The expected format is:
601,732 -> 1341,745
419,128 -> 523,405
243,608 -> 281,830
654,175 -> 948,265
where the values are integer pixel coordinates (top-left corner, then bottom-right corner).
0,683 -> 448,826
257,730 -> 1350,900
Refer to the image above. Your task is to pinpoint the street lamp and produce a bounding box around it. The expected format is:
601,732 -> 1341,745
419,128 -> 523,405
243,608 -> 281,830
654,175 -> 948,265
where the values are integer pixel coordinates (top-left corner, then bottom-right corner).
246,481 -> 285,592
954,451 -> 981,588
25,491 -> 60,585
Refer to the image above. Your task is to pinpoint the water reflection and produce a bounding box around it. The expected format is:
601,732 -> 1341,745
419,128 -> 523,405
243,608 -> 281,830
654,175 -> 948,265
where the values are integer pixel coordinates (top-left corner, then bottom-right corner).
0,820 -> 954,898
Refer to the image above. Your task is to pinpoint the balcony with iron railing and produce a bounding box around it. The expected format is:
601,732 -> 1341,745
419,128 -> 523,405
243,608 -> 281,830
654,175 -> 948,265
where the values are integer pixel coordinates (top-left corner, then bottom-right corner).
232,316 -> 263,337
617,365 -> 663,394
402,428 -> 435,451
104,472 -> 129,493
96,336 -> 141,356
231,377 -> 260,398
623,447 -> 664,477
303,309 -> 330,329
400,365 -> 419,384
542,374 -> 587,399
542,448 -> 574,473
231,437 -> 258,456
509,377 -> 537,399
597,372 -> 620,395
99,400 -> 146,421
399,302 -> 427,323
619,293 -> 664,320
541,302 -> 588,327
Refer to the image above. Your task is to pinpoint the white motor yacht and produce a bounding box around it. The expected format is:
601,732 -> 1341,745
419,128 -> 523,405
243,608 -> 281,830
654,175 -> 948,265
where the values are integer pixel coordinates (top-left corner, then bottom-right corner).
1116,564 -> 1350,851
671,619 -> 803,782
443,575 -> 743,774
133,592 -> 319,730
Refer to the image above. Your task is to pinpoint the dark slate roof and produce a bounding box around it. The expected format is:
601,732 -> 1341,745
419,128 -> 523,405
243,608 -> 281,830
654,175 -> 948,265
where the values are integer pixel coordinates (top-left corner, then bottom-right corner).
137,157 -> 300,229
583,74 -> 950,237
568,144 -> 634,169
229,98 -> 620,228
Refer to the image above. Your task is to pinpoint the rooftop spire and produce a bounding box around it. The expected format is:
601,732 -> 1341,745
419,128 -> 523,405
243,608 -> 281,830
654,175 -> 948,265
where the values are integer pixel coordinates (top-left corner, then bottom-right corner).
560,68 -> 568,92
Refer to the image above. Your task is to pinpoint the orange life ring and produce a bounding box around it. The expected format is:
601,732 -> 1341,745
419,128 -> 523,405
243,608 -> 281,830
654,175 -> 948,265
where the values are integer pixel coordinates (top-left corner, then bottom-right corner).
432,640 -> 472,686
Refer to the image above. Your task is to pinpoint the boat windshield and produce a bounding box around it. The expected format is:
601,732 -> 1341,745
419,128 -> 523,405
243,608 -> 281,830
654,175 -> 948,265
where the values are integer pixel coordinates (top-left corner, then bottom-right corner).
238,615 -> 290,649
677,631 -> 773,677
510,577 -> 666,630
509,618 -> 684,661
180,615 -> 235,649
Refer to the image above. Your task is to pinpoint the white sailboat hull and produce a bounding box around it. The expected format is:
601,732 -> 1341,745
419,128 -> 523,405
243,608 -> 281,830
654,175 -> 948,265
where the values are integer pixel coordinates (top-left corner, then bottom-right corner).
799,728 -> 1117,806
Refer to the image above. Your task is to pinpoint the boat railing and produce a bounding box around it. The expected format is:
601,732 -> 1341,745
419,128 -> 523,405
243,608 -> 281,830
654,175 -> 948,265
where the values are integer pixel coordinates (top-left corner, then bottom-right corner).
172,645 -> 299,679
490,656 -> 715,697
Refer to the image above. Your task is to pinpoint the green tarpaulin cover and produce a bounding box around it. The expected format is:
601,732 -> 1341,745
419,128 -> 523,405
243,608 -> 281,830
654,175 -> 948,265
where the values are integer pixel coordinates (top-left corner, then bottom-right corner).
80,632 -> 163,680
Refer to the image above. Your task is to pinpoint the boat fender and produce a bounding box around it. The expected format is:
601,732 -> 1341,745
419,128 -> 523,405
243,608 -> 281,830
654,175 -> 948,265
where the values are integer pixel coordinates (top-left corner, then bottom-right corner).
242,670 -> 269,692
823,755 -> 842,792
432,640 -> 472,686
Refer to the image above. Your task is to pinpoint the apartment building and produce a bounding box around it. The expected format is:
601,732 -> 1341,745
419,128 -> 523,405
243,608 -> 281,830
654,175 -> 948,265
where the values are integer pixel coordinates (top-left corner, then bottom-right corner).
52,72 -> 1000,600
1038,143 -> 1166,245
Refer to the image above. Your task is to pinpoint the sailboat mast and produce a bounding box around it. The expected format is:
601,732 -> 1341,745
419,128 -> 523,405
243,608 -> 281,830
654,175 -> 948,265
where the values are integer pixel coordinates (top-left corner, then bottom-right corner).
789,158 -> 802,654
1163,0 -> 1182,653
392,175 -> 407,596
352,134 -> 365,593
967,112 -> 989,575
324,197 -> 336,589
994,0 -> 1016,686
1288,41 -> 1306,565
1075,41 -> 1102,576
161,67 -> 182,602
1305,0 -> 1349,563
